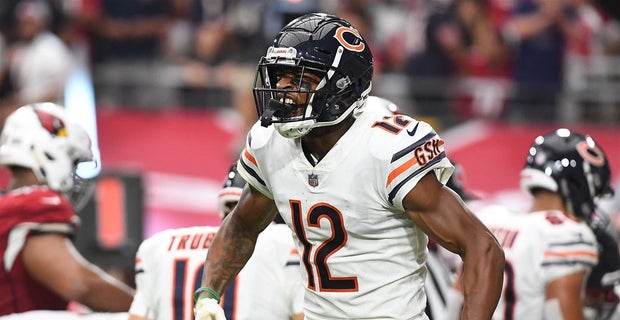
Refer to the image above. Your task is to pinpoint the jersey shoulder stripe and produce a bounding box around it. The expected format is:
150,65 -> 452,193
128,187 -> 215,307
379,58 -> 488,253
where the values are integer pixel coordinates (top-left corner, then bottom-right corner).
237,122 -> 278,198
543,237 -> 598,267
531,211 -> 598,268
548,239 -> 598,248
382,120 -> 450,205
239,150 -> 266,187
387,153 -> 447,204
391,131 -> 437,163
387,132 -> 437,185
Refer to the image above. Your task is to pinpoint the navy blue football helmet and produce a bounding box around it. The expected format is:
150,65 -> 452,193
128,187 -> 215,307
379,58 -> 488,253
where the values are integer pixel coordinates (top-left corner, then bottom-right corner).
520,128 -> 614,220
446,162 -> 476,201
217,162 -> 286,224
217,163 -> 247,219
253,12 -> 374,138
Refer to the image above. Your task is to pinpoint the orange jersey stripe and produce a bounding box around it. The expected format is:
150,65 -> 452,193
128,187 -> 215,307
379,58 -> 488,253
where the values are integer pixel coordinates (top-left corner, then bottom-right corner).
545,250 -> 598,259
243,148 -> 258,167
219,190 -> 242,197
386,156 -> 418,187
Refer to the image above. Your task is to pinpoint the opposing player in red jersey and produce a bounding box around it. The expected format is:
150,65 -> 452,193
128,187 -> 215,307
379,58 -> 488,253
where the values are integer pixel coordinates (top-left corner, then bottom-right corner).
0,103 -> 134,315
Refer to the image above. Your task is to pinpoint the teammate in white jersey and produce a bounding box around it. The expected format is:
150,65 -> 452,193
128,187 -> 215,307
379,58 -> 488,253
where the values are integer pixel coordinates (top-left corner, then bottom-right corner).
129,164 -> 303,320
448,128 -> 614,320
195,12 -> 504,320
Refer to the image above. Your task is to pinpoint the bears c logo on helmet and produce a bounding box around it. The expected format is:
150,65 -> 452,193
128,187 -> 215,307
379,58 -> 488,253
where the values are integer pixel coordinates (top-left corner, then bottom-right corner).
334,26 -> 365,52
576,141 -> 606,167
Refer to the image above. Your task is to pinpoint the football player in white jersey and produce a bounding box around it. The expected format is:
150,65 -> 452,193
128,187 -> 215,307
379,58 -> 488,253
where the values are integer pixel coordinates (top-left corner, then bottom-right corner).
447,128 -> 614,320
194,12 -> 504,320
128,163 -> 304,320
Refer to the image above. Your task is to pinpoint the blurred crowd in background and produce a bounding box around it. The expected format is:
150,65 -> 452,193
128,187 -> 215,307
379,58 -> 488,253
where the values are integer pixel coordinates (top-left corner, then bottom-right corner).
0,0 -> 618,307
0,0 -> 619,136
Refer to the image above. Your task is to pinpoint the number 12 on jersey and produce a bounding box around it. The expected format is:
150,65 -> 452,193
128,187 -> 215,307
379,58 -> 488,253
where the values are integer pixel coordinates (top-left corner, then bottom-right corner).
289,199 -> 359,292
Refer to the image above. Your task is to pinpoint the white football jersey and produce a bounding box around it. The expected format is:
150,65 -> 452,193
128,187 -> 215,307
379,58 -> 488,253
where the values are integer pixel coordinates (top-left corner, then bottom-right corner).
128,225 -> 303,320
476,205 -> 599,320
237,102 -> 454,320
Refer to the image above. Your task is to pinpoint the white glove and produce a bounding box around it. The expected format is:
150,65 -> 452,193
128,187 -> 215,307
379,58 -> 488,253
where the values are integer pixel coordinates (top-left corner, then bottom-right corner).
194,298 -> 226,320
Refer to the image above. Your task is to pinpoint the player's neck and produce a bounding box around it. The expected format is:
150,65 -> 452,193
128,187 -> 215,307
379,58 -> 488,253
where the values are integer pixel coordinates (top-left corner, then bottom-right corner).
301,117 -> 355,164
530,191 -> 567,215
8,168 -> 42,190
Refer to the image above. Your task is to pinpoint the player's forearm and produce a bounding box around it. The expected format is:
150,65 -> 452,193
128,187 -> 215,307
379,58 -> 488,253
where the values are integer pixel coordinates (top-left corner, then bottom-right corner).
201,216 -> 258,294
461,234 -> 504,319
79,270 -> 135,311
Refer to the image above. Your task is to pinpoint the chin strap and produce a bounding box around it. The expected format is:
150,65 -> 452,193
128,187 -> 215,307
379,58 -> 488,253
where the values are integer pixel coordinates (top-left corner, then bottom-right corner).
260,108 -> 276,127
260,99 -> 302,127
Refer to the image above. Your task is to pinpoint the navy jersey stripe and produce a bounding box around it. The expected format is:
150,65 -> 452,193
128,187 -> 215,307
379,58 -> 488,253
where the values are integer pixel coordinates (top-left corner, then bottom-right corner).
388,152 -> 446,204
549,240 -> 597,247
391,132 -> 436,163
240,157 -> 267,187
541,260 -> 597,267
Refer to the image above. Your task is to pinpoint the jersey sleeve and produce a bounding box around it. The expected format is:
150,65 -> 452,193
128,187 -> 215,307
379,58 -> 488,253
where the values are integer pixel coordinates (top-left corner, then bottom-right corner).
129,234 -> 159,319
3,190 -> 79,271
541,215 -> 599,284
24,192 -> 78,236
237,125 -> 273,199
384,119 -> 454,211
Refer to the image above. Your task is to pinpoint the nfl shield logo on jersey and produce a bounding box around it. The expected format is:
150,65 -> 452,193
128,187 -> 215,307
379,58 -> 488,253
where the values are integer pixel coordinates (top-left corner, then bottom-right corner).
308,173 -> 319,187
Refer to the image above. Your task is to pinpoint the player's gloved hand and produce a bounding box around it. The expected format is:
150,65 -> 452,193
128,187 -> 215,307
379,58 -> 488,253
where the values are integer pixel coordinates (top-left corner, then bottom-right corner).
194,298 -> 226,320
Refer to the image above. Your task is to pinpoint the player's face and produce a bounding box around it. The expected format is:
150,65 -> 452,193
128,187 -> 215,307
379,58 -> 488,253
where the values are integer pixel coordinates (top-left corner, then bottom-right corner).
275,71 -> 321,117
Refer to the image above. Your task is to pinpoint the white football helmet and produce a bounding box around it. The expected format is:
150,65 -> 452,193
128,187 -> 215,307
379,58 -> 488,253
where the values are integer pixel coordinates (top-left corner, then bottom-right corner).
0,103 -> 93,193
